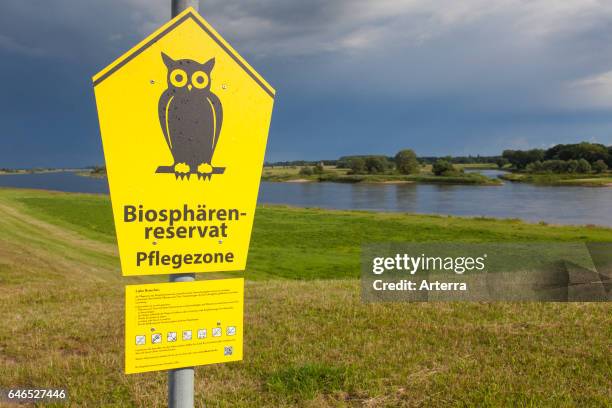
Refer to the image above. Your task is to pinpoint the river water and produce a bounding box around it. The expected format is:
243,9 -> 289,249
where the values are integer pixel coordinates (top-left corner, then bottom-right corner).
0,170 -> 610,226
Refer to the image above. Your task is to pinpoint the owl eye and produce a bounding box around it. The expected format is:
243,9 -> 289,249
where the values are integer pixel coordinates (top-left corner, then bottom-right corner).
191,71 -> 209,89
170,69 -> 188,87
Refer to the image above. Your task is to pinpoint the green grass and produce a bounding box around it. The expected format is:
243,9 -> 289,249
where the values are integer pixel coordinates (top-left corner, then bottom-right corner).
262,165 -> 501,185
500,172 -> 612,187
10,189 -> 612,281
19,195 -> 116,241
314,172 -> 501,185
0,187 -> 610,407
267,363 -> 353,401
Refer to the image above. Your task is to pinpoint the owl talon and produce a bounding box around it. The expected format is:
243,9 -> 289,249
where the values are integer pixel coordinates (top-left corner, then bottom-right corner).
174,162 -> 190,179
196,163 -> 213,181
197,163 -> 213,175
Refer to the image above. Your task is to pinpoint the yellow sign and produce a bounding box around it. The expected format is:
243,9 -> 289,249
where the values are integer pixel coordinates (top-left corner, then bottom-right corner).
125,278 -> 244,374
93,8 -> 274,275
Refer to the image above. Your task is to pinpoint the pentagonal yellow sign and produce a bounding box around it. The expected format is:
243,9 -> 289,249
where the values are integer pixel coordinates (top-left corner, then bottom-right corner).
93,8 -> 274,276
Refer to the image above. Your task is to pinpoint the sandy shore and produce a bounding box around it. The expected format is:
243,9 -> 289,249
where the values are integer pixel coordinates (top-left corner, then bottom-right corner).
377,180 -> 415,184
284,178 -> 312,183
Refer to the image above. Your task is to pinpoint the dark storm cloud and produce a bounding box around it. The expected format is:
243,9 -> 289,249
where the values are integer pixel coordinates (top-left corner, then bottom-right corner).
1,1 -> 612,166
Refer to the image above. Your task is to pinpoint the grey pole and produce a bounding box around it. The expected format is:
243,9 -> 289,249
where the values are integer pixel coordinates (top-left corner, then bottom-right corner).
168,0 -> 199,408
168,4 -> 199,408
168,276 -> 196,408
172,0 -> 199,17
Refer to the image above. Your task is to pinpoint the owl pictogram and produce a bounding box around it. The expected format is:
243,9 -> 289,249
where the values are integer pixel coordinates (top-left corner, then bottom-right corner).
156,52 -> 224,180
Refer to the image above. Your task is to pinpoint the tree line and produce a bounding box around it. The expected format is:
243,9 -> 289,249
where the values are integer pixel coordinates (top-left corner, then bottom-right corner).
335,151 -> 462,176
502,142 -> 610,174
267,142 -> 611,177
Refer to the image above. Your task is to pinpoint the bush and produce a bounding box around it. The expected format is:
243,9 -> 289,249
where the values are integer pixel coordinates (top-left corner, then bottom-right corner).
525,161 -> 543,173
548,160 -> 571,173
432,159 -> 457,176
592,160 -> 608,173
299,166 -> 313,176
394,149 -> 419,174
364,157 -> 389,174
313,162 -> 325,174
506,142 -> 612,171
91,166 -> 106,174
566,160 -> 579,173
347,158 -> 366,174
526,159 -> 593,174
502,149 -> 545,169
496,158 -> 509,169
576,159 -> 591,173
344,156 -> 393,174
337,155 -> 393,169
545,142 -> 610,164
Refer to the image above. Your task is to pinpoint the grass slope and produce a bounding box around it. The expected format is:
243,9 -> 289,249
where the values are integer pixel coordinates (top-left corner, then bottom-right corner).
8,188 -> 612,281
0,188 -> 610,407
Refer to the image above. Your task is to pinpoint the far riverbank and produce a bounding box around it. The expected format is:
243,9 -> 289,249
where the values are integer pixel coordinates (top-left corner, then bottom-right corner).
1,170 -> 612,226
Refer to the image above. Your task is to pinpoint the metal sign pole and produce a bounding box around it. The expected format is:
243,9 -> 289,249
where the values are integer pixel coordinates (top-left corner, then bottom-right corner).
172,0 -> 199,18
168,2 -> 199,407
168,277 -> 196,408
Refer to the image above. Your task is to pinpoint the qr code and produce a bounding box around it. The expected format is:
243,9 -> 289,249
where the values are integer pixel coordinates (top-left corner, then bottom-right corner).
224,346 -> 233,356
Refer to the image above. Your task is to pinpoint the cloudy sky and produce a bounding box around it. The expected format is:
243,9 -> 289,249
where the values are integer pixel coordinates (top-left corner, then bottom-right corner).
2,0 -> 612,167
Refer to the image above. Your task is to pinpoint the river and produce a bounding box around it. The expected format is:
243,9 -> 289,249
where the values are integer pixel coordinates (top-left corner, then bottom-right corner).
0,170 -> 610,226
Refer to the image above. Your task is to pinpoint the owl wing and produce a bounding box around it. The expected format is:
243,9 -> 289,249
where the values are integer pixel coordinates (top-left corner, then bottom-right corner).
157,90 -> 174,151
207,93 -> 223,151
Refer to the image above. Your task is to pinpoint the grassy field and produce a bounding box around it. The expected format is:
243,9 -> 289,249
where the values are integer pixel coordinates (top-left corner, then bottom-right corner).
261,166 -> 501,185
500,172 -> 612,187
0,187 -> 611,407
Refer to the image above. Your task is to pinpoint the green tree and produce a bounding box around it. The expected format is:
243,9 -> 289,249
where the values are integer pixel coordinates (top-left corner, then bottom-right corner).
592,160 -> 608,173
576,159 -> 591,173
347,158 -> 366,174
299,166 -> 313,176
91,166 -> 106,175
525,161 -> 544,173
364,157 -> 388,174
545,142 -> 609,164
495,157 -> 509,169
432,159 -> 456,176
502,149 -> 546,169
566,160 -> 579,173
540,160 -> 569,173
394,149 -> 419,174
